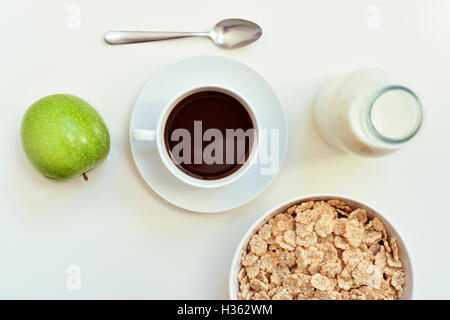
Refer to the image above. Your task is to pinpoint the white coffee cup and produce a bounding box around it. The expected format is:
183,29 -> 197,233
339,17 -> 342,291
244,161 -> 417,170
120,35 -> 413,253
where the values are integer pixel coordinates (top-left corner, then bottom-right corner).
132,86 -> 260,188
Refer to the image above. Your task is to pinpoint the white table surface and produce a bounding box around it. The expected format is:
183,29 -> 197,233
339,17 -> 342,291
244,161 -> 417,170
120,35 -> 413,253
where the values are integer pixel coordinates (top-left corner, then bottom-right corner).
1,0 -> 449,299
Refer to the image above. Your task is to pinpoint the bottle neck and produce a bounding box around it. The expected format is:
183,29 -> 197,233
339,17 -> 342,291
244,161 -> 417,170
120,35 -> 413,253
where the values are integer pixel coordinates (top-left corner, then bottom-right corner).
362,84 -> 424,146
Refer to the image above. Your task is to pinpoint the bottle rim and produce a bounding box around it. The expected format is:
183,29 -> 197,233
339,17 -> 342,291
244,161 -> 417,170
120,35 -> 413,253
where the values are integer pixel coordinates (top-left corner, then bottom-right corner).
366,84 -> 424,144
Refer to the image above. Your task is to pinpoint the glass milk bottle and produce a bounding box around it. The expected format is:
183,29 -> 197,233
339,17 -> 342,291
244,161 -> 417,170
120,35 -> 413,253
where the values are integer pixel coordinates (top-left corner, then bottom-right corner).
312,68 -> 424,157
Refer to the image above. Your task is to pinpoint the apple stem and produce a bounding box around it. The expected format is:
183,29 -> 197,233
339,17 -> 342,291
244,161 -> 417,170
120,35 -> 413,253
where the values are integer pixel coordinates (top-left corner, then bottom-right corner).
82,173 -> 88,182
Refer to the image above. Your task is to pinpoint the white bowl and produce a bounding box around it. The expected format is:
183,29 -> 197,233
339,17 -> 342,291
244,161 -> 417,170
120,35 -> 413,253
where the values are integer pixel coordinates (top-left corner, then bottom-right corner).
229,194 -> 413,300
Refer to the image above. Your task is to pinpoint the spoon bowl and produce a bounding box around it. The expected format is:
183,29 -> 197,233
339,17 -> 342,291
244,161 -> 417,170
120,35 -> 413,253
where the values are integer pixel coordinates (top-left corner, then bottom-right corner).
209,19 -> 262,49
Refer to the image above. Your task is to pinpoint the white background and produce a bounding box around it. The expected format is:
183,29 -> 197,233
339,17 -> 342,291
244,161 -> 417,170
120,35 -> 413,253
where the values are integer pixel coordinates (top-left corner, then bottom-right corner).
0,0 -> 449,299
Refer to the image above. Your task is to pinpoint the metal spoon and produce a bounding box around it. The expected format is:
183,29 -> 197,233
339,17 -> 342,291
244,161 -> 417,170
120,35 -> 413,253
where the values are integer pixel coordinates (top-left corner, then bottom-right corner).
104,18 -> 262,49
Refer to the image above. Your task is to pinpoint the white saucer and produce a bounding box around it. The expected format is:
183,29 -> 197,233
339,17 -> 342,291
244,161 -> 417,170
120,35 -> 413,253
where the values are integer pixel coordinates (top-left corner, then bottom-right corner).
129,56 -> 288,213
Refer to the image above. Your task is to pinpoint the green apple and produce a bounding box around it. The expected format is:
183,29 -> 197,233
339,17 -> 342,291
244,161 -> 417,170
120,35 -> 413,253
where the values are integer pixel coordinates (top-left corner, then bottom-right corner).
21,94 -> 110,181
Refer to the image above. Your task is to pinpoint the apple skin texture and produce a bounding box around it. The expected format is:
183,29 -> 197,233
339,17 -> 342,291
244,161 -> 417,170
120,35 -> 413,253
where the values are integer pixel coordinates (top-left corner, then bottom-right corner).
21,94 -> 110,181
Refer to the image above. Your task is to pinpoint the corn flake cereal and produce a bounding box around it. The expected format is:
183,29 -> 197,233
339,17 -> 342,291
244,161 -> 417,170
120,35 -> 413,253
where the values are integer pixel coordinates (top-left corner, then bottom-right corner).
237,200 -> 405,300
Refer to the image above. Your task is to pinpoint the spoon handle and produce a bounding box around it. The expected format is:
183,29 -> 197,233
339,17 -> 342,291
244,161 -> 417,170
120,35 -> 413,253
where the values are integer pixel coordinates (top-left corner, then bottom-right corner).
104,31 -> 208,44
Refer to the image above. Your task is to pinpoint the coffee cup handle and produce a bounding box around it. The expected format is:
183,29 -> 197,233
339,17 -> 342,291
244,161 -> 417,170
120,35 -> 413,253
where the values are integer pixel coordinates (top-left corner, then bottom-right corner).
132,129 -> 156,141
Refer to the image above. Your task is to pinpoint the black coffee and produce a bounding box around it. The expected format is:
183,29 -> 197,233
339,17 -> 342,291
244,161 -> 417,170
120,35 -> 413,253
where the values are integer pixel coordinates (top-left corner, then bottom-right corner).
164,91 -> 254,180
